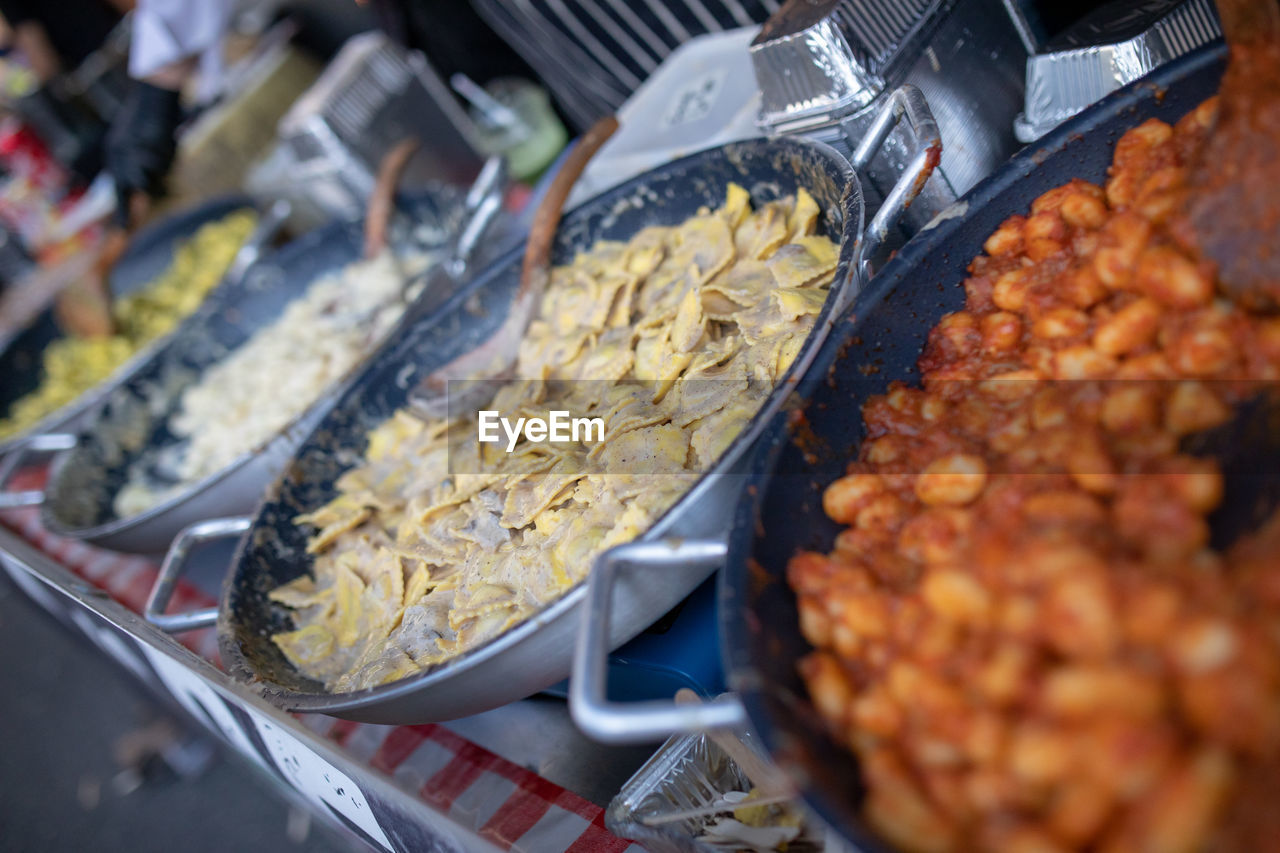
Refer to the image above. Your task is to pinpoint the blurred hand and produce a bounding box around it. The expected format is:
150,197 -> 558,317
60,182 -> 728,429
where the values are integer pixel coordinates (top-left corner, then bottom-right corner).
104,80 -> 183,226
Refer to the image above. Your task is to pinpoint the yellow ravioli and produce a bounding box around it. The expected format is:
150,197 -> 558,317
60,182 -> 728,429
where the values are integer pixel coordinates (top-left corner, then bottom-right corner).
276,181 -> 835,692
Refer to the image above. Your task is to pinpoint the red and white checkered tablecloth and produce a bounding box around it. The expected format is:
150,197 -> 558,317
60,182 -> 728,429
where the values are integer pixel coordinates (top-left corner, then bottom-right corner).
0,469 -> 222,661
1,467 -> 644,853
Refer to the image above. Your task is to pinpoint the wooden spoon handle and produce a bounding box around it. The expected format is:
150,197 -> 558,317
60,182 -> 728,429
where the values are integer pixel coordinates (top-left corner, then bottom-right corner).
54,276 -> 116,338
518,114 -> 618,297
55,191 -> 149,338
94,191 -> 149,287
364,138 -> 421,259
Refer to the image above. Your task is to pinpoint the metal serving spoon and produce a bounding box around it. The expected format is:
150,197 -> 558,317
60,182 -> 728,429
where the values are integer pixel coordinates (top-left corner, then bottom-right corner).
405,115 -> 619,421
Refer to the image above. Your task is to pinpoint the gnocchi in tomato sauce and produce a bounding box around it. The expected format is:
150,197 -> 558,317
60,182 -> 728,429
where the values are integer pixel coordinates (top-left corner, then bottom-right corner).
789,96 -> 1280,852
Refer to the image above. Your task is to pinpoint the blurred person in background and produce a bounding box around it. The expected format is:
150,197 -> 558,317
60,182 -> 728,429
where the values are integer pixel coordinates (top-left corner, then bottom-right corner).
0,0 -> 126,182
0,0 -> 123,85
104,0 -> 235,223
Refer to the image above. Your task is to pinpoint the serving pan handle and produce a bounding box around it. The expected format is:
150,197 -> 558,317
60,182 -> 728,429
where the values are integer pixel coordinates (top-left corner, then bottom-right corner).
0,433 -> 77,509
848,84 -> 942,260
570,538 -> 748,744
145,516 -> 250,633
224,198 -> 293,286
449,155 -> 507,274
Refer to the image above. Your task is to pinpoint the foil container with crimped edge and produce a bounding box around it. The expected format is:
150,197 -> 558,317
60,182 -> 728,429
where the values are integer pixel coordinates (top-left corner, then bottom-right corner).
1015,0 -> 1221,142
606,728 -> 851,852
750,0 -> 947,132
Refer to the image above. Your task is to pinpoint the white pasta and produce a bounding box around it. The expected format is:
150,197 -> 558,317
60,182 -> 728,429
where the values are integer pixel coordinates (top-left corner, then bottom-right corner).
113,250 -> 432,518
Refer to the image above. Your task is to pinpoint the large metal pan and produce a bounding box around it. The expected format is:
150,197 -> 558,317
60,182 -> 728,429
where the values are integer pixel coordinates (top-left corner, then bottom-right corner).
144,87 -> 940,724
0,195 -> 258,456
8,189 -> 470,555
571,42 -> 1230,850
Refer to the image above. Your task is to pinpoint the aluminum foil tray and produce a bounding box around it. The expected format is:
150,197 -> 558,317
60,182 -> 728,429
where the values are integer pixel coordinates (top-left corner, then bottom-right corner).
748,0 -> 1029,225
607,729 -> 849,853
751,0 -> 942,131
1015,0 -> 1221,141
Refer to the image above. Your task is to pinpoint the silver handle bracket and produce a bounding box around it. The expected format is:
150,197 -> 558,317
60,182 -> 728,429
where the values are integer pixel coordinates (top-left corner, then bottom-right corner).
848,84 -> 942,258
569,537 -> 747,744
145,516 -> 250,633
226,198 -> 292,286
0,432 -> 77,509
